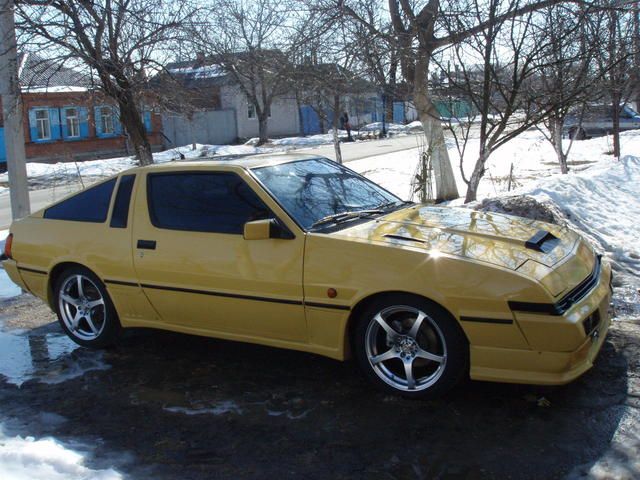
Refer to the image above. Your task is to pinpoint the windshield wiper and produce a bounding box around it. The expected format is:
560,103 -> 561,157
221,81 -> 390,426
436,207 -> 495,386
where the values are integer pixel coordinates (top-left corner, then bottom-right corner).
376,200 -> 414,210
310,209 -> 384,229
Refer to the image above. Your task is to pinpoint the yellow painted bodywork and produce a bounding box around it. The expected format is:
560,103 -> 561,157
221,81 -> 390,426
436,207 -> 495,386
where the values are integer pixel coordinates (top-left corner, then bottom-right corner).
3,155 -> 612,385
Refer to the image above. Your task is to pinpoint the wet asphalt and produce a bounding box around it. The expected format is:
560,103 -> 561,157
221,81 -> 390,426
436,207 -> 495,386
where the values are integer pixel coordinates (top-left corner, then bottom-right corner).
0,293 -> 639,480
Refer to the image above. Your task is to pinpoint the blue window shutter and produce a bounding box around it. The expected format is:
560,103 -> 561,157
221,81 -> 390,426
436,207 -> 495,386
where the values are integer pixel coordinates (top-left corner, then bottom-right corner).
94,106 -> 103,137
114,107 -> 123,135
79,107 -> 89,138
49,108 -> 61,139
60,108 -> 69,139
143,111 -> 152,132
28,108 -> 39,142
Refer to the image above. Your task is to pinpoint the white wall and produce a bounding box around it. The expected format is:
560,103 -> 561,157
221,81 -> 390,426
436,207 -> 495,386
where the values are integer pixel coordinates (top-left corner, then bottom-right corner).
220,85 -> 300,139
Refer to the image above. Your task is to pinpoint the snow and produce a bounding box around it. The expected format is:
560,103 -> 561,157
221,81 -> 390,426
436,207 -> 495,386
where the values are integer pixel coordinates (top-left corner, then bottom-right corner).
517,155 -> 640,276
168,64 -> 225,78
359,122 -> 415,134
21,86 -> 89,93
0,425 -> 122,480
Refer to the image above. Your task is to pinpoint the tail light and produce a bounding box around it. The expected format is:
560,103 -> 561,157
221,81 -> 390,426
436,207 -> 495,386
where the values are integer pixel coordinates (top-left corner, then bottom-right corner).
3,233 -> 13,259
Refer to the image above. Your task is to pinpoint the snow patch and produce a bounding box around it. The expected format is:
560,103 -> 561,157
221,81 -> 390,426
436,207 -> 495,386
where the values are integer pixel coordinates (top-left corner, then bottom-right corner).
164,400 -> 242,416
0,425 -> 122,480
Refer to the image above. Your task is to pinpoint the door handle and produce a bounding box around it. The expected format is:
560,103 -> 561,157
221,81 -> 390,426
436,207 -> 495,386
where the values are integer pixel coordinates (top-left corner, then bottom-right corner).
137,239 -> 156,250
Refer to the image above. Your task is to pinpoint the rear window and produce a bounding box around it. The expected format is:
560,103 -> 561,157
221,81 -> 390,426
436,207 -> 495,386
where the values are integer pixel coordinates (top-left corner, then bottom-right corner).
147,172 -> 270,234
44,179 -> 116,223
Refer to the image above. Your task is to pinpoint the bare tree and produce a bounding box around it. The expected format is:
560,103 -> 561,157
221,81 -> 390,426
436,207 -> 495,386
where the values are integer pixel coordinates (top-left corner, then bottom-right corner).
323,0 -> 570,201
529,4 -> 598,173
17,0 -> 197,165
436,1 -> 569,202
194,0 -> 318,145
592,0 -> 637,160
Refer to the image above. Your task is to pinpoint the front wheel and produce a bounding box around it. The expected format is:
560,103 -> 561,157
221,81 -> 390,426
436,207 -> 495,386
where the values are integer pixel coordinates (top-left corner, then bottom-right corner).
54,266 -> 121,348
354,294 -> 468,399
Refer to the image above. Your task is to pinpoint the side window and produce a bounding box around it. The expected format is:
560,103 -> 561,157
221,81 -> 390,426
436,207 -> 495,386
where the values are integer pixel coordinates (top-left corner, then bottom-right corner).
35,108 -> 51,139
110,174 -> 136,228
94,105 -> 122,137
44,179 -> 116,223
147,172 -> 270,234
28,107 -> 61,142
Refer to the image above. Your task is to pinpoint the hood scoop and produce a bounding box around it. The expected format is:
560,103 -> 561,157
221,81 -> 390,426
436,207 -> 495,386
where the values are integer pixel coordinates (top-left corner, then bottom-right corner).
525,230 -> 560,253
384,234 -> 425,244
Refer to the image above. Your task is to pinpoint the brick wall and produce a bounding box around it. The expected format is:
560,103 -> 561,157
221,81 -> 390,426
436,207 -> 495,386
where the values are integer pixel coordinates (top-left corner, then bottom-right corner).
1,91 -> 164,164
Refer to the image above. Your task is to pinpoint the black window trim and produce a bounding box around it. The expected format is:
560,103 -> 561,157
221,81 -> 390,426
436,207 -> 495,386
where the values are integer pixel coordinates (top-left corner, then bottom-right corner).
109,173 -> 136,228
145,170 -> 288,236
43,177 -> 117,224
247,157 -> 403,233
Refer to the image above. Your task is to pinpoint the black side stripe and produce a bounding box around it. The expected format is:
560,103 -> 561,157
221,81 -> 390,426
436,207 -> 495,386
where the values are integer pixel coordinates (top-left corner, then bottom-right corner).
104,279 -> 139,287
305,302 -> 351,311
460,316 -> 513,325
140,283 -> 303,306
507,301 -> 560,315
18,266 -> 47,275
136,283 -> 351,311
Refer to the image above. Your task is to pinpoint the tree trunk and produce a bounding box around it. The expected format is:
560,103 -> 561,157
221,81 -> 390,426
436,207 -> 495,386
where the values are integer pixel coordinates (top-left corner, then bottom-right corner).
0,0 -> 30,219
550,116 -> 568,174
464,150 -> 489,203
257,113 -> 269,146
413,58 -> 459,201
117,94 -> 153,166
332,94 -> 342,164
611,95 -> 621,160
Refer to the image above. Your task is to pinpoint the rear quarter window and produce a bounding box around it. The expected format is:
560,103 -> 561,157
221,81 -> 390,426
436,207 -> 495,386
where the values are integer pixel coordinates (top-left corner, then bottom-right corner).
44,179 -> 116,223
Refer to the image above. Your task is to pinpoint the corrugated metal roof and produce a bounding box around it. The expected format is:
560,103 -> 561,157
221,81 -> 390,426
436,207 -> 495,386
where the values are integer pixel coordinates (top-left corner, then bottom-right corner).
19,52 -> 93,90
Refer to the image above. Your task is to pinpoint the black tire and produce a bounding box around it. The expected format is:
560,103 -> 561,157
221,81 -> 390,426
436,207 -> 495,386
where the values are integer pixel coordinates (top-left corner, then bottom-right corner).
354,293 -> 468,399
53,266 -> 121,348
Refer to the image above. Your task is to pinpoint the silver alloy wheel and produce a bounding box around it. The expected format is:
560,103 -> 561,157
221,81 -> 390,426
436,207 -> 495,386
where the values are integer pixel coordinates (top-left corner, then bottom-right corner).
58,274 -> 106,341
365,305 -> 447,392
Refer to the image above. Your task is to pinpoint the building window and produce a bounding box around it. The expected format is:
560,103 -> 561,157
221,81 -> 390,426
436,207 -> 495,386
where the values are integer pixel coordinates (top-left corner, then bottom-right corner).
35,109 -> 51,140
100,106 -> 115,135
247,102 -> 270,119
65,108 -> 80,138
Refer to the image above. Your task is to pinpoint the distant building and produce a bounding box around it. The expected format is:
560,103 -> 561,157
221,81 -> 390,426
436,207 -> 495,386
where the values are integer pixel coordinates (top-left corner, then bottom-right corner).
0,52 -> 163,169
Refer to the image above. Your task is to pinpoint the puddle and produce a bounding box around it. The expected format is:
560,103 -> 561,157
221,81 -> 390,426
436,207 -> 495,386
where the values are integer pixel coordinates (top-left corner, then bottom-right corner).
0,327 -> 110,387
0,268 -> 21,300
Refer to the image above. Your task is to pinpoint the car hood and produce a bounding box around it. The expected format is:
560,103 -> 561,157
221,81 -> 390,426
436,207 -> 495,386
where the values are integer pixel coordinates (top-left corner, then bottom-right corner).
336,205 -> 592,297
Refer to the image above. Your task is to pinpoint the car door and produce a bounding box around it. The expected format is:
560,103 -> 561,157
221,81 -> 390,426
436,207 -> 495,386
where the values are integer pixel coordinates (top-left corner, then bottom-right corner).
131,167 -> 307,343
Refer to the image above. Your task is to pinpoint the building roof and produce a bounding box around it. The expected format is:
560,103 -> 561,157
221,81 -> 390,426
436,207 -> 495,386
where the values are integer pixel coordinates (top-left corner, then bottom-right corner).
19,52 -> 93,91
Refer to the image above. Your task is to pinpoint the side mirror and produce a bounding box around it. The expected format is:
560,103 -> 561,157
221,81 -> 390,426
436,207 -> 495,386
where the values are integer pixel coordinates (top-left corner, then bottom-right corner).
243,218 -> 294,240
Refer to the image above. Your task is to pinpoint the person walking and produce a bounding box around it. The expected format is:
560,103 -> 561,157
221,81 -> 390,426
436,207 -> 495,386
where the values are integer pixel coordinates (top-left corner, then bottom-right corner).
342,111 -> 353,142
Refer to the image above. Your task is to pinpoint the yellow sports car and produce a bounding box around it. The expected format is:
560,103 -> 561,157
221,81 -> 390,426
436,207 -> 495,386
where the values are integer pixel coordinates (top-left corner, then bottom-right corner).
2,154 -> 612,398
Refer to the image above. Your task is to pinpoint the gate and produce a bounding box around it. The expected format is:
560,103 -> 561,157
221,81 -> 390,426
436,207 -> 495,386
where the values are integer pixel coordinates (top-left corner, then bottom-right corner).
162,109 -> 237,148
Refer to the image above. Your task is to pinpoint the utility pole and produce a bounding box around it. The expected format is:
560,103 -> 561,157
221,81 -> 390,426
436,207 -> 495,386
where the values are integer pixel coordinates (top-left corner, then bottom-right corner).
0,0 -> 30,220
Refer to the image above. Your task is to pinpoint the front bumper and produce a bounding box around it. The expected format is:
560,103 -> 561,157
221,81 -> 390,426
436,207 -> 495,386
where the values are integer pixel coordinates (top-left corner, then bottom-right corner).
470,259 -> 612,385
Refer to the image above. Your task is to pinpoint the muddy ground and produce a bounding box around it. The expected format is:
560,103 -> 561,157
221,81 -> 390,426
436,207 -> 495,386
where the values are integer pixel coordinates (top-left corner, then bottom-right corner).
1,293 -> 639,480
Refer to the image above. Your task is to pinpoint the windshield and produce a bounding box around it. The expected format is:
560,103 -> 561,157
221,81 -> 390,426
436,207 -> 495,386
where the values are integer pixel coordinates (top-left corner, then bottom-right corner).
252,158 -> 402,230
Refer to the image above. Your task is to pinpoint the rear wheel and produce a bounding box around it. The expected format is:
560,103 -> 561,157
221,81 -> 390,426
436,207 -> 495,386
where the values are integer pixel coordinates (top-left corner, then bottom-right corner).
54,266 -> 121,348
354,294 -> 468,399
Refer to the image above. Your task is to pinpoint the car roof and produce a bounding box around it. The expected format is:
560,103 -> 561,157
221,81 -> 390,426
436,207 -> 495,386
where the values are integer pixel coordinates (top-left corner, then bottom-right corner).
128,152 -> 323,173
